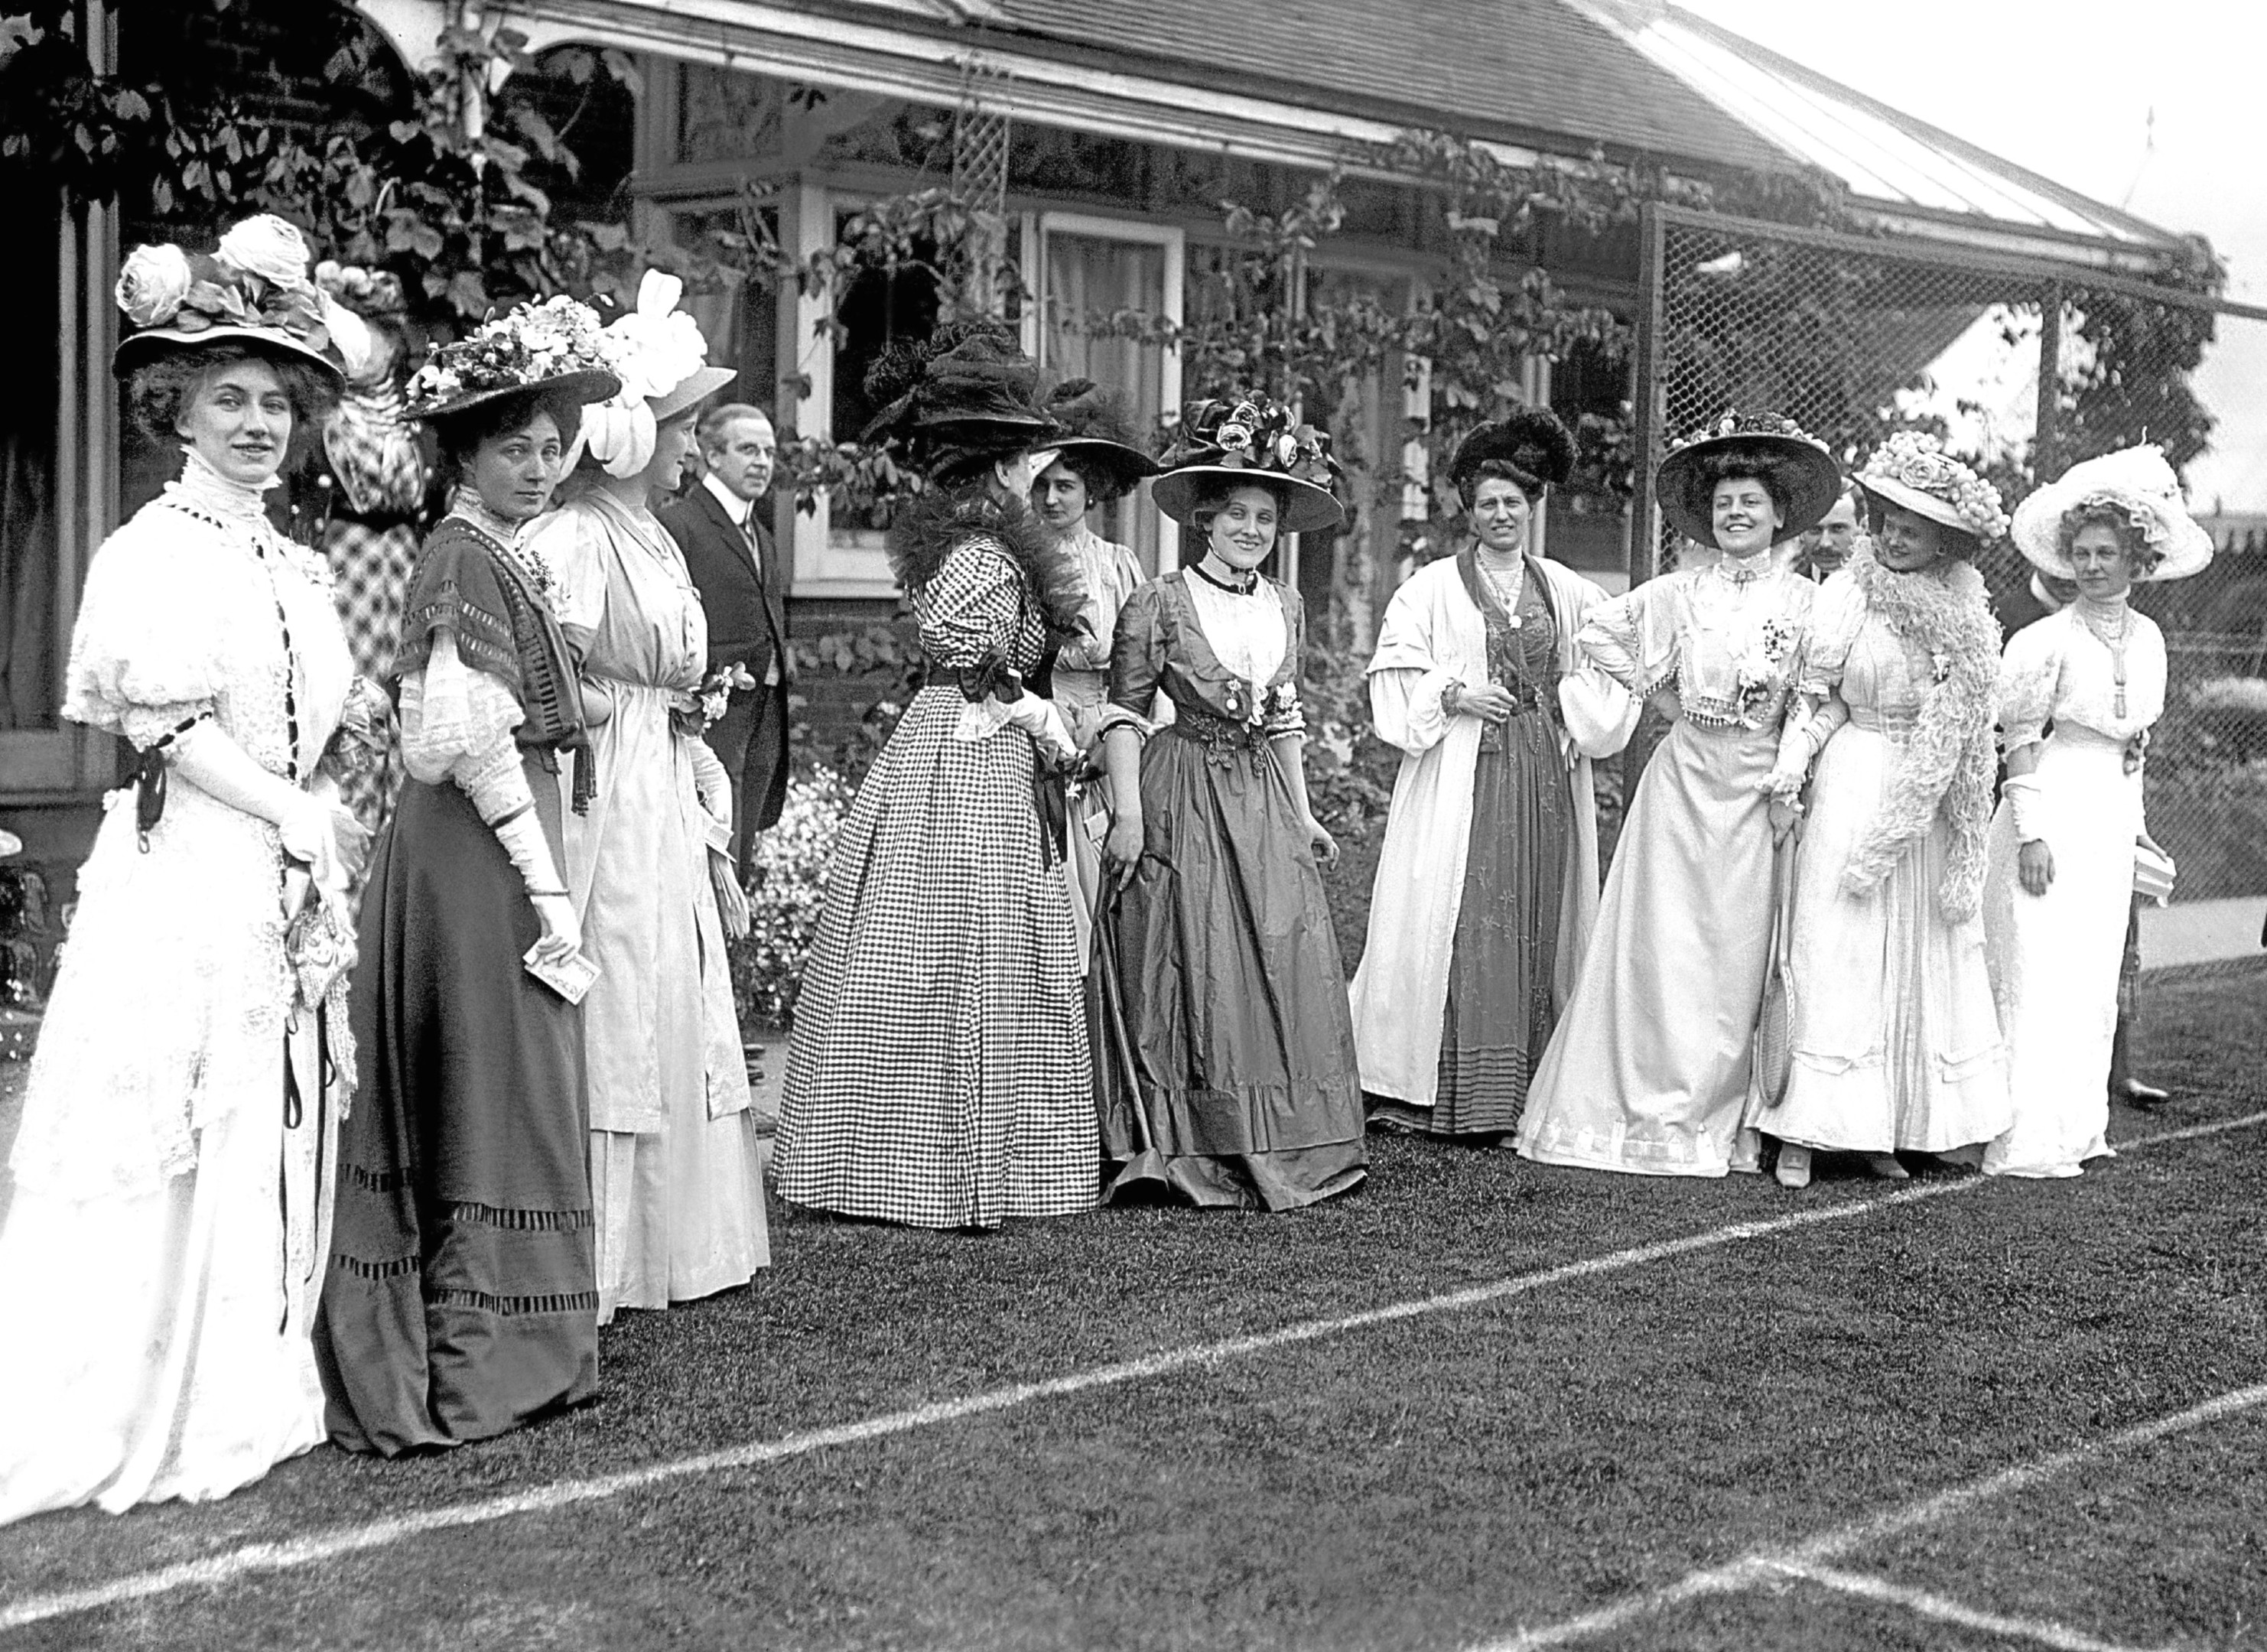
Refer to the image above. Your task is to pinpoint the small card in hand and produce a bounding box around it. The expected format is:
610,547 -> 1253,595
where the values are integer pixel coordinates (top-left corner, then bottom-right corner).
524,942 -> 600,1005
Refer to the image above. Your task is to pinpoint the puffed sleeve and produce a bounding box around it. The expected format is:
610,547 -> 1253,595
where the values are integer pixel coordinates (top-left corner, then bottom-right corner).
1576,578 -> 1678,699
1796,571 -> 1865,697
1366,577 -> 1456,757
1996,612 -> 2065,756
915,540 -> 1023,667
527,505 -> 610,650
398,630 -> 532,824
1103,577 -> 1168,740
61,513 -> 225,749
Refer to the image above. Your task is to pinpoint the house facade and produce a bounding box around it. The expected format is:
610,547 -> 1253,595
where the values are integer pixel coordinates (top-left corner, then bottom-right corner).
0,0 -> 2201,1003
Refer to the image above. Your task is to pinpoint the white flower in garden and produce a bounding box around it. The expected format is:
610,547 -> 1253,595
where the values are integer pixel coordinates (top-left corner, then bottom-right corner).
114,242 -> 194,328
216,214 -> 315,291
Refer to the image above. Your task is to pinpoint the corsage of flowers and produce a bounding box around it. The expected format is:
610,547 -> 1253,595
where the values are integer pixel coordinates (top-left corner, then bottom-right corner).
1732,615 -> 1798,727
672,662 -> 759,738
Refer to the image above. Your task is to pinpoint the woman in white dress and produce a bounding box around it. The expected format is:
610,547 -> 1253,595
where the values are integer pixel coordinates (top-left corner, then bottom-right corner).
1983,446 -> 2211,1179
1750,434 -> 2012,1189
529,272 -> 769,1319
1351,411 -> 1635,1140
1515,412 -> 1840,1178
0,216 -> 366,1520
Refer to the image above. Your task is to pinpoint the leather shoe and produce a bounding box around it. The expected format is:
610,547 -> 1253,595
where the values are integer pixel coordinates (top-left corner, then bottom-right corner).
1863,1153 -> 1910,1181
2116,1077 -> 2171,1108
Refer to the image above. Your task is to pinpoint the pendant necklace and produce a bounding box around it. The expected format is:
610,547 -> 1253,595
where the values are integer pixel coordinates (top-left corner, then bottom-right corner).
2078,600 -> 2133,717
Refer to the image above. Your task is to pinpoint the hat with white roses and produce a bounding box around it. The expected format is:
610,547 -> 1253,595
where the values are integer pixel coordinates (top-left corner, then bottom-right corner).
2008,444 -> 2213,583
1151,395 -> 1343,535
1853,431 -> 2008,557
405,296 -> 623,422
573,271 -> 736,479
112,214 -> 351,385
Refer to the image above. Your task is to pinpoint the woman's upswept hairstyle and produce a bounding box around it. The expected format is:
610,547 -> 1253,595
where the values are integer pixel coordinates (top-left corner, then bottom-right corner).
1184,474 -> 1290,538
1684,441 -> 1800,525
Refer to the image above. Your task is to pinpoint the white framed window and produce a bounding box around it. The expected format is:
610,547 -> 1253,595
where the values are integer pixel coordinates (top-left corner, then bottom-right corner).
1032,211 -> 1183,573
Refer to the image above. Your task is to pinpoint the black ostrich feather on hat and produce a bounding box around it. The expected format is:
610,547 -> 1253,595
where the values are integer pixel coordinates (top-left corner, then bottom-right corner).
1449,408 -> 1576,500
860,319 -> 1053,451
1045,378 -> 1144,449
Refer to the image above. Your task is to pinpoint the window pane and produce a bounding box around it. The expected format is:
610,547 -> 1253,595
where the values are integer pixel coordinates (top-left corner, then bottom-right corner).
0,190 -> 61,730
1042,230 -> 1168,568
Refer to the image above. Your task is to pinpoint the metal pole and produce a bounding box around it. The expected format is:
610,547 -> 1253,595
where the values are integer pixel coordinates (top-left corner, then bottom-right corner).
1627,200 -> 1665,593
2033,281 -> 2063,483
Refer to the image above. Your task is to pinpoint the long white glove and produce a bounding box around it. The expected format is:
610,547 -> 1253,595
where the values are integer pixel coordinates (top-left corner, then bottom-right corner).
1002,692 -> 1079,764
171,721 -> 341,884
494,808 -> 581,956
2002,773 -> 2046,844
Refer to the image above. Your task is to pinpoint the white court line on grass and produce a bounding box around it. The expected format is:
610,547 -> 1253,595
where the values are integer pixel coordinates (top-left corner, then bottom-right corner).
4,1107 -> 2262,1636
1772,1561 -> 2168,1652
1472,1380 -> 2267,1650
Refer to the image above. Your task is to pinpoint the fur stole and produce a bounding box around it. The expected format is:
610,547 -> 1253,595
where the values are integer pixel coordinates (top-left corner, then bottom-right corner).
1837,545 -> 2003,921
886,486 -> 1086,645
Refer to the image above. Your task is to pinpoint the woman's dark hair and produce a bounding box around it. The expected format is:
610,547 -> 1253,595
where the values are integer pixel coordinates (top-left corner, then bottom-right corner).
1051,449 -> 1138,506
127,343 -> 337,467
431,386 -> 587,484
1686,443 -> 1797,524
1186,475 -> 1289,537
2057,500 -> 2164,577
1465,457 -> 1544,506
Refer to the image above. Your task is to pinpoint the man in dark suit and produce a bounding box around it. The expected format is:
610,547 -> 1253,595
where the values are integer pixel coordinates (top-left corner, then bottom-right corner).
659,403 -> 791,867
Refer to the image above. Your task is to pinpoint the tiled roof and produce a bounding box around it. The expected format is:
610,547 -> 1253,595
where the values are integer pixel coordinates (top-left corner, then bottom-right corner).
935,0 -> 1800,174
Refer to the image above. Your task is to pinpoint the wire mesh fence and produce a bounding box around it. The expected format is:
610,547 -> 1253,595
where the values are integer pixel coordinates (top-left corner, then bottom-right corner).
1632,204 -> 2267,906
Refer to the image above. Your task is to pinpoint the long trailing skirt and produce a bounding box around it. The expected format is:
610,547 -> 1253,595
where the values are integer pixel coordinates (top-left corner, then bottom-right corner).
315,754 -> 597,1455
777,684 -> 1097,1229
1102,720 -> 1367,1210
1516,715 -> 1776,1177
1751,714 -> 2009,1153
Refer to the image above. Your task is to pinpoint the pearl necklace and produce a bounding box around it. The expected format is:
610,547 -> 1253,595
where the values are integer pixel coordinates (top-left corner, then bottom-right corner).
2076,598 -> 2134,718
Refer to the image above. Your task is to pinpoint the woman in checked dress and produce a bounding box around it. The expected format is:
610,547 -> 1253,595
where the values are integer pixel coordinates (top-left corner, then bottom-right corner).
776,322 -> 1096,1229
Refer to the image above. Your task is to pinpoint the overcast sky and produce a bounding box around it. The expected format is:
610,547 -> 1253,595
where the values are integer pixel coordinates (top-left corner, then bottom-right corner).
1675,0 -> 2267,510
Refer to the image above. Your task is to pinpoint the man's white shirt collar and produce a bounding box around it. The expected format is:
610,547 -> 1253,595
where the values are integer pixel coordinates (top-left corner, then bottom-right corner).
702,469 -> 758,532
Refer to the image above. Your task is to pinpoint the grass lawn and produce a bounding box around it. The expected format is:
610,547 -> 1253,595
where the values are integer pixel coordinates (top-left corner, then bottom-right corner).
1,967 -> 2262,1651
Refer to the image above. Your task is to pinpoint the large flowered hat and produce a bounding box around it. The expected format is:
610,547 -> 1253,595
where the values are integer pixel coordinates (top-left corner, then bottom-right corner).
1448,407 -> 1576,502
1040,378 -> 1158,502
1654,409 -> 1842,548
111,213 -> 351,385
573,271 -> 737,478
2009,444 -> 2213,583
404,294 -> 622,422
1152,395 -> 1343,535
1854,431 -> 2009,552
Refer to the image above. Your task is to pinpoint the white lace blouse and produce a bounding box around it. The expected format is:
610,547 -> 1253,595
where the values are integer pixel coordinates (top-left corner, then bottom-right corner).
1997,606 -> 2166,754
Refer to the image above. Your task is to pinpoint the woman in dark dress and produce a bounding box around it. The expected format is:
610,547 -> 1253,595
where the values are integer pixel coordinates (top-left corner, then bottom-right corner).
315,300 -> 620,1453
1097,395 -> 1367,1210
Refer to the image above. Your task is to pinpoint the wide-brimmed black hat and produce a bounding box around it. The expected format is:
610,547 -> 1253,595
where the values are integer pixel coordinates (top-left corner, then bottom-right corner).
1151,395 -> 1343,535
1040,378 -> 1159,502
861,320 -> 1059,462
1448,408 -> 1576,502
1654,410 -> 1842,548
